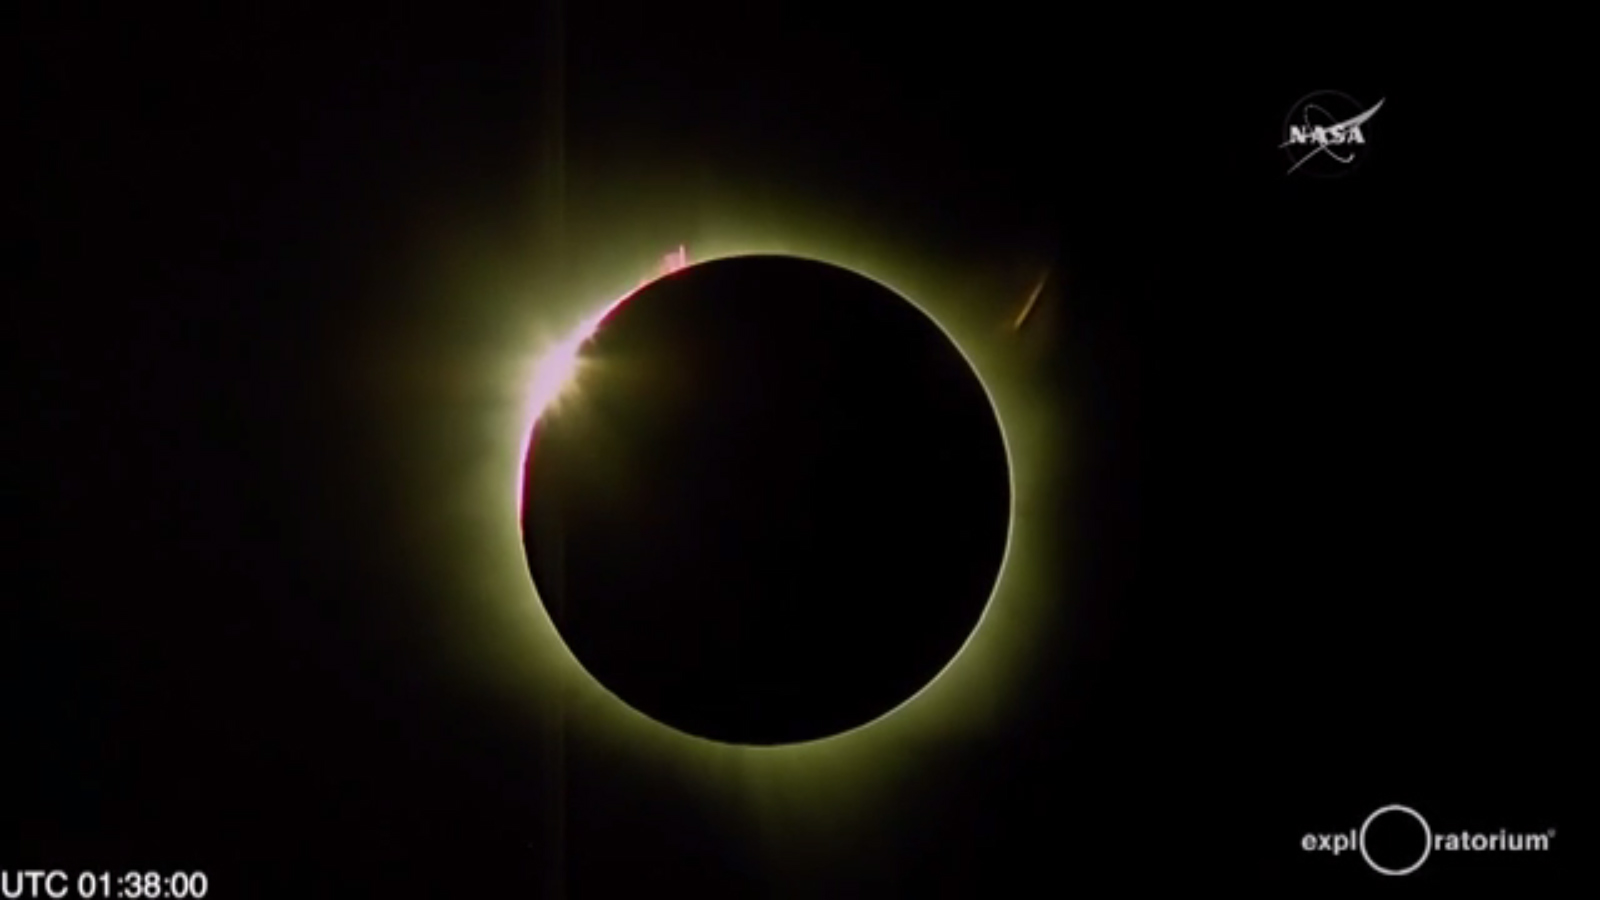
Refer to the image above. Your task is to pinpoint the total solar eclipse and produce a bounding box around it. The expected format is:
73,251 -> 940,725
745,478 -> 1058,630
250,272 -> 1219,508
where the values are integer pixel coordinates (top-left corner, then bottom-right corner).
520,255 -> 1010,745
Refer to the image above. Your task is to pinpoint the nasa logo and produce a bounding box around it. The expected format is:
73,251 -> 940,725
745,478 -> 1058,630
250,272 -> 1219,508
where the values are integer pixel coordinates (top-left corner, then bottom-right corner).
1281,91 -> 1385,177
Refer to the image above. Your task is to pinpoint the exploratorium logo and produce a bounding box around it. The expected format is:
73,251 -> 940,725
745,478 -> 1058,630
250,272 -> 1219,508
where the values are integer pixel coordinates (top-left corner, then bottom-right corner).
1303,804 -> 1557,876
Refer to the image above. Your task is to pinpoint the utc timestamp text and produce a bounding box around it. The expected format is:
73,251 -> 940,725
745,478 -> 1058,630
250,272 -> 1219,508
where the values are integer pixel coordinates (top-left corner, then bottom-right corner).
2,871 -> 208,899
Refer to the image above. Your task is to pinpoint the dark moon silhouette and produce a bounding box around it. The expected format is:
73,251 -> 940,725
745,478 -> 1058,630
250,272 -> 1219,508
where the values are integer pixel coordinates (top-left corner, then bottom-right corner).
520,255 -> 1010,745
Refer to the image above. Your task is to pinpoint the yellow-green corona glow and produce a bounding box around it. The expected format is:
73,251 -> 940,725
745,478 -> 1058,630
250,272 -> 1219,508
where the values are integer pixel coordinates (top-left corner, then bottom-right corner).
517,252 -> 1020,749
372,208 -> 1068,836
512,246 -> 1056,746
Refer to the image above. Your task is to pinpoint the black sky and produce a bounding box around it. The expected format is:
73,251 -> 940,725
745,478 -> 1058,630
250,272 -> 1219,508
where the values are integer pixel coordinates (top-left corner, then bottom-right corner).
12,4 -> 1579,895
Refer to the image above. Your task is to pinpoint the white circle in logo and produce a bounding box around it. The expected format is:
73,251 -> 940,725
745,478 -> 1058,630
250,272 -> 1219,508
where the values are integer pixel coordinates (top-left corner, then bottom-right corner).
1359,804 -> 1432,876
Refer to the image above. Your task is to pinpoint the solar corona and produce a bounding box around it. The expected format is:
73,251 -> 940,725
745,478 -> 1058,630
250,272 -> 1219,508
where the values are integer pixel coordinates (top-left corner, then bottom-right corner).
413,224 -> 1065,811
518,254 -> 1013,746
